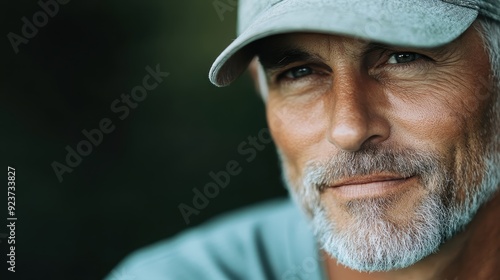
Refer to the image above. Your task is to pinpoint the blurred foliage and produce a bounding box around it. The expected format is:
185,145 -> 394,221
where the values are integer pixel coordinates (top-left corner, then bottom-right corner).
0,1 -> 286,279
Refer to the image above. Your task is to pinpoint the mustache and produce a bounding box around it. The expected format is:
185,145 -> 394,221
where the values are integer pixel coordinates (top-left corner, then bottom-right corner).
302,146 -> 448,192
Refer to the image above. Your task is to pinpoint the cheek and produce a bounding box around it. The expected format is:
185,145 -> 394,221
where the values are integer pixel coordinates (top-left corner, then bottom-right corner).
386,75 -> 490,154
266,96 -> 329,175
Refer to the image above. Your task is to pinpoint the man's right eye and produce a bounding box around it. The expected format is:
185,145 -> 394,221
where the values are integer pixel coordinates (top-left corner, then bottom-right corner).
281,66 -> 313,79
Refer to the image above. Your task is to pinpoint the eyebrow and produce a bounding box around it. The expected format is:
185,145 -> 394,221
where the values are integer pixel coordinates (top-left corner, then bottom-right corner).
257,47 -> 324,72
255,40 -> 449,74
255,42 -> 387,72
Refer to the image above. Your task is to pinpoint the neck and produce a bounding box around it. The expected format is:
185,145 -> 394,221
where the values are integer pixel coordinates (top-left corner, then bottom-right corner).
323,191 -> 500,280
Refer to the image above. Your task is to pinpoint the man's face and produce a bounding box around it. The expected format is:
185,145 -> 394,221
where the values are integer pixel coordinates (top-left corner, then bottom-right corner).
257,25 -> 499,271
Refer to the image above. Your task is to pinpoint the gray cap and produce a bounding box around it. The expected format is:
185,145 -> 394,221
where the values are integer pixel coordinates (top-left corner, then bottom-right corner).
209,0 -> 500,87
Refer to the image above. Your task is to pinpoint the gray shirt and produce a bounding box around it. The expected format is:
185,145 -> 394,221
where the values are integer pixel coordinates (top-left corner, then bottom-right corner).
105,199 -> 326,280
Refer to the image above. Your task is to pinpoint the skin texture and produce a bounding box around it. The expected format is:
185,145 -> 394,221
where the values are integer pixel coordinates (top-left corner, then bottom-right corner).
250,24 -> 500,279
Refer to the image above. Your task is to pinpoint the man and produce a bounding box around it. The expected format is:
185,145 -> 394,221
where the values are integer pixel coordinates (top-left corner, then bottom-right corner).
107,0 -> 500,279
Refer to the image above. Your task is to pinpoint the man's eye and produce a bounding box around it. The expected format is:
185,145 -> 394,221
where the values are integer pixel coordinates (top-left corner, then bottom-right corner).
282,66 -> 313,79
387,53 -> 422,64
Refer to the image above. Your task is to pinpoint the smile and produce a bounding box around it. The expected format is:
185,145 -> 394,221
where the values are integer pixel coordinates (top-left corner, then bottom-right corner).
327,175 -> 417,198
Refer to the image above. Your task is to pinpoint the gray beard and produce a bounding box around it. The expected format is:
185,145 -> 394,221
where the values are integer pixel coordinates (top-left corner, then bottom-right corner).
280,145 -> 500,272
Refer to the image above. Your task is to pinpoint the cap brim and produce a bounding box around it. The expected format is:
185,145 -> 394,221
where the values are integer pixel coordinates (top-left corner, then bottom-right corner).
209,0 -> 478,87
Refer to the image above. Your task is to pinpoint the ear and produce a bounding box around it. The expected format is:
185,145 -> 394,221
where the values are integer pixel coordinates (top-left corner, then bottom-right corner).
248,57 -> 268,100
248,57 -> 261,94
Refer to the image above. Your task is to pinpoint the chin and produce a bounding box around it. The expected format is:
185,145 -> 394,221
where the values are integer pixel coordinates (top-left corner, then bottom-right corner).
280,143 -> 500,272
313,191 -> 445,272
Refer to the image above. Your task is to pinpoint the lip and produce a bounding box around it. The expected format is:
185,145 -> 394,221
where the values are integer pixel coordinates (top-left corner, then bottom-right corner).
327,174 -> 417,198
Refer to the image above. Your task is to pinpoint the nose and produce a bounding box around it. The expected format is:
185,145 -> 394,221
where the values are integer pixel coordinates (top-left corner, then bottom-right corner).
327,75 -> 390,152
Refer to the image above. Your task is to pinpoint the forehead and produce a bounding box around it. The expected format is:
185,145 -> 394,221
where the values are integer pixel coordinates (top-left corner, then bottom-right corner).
255,33 -> 383,67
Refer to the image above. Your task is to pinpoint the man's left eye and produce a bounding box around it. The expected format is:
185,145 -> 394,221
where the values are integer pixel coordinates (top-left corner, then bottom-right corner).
387,53 -> 422,64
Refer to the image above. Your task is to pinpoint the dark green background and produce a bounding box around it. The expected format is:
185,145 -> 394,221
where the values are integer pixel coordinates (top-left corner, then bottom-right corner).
0,1 -> 286,279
